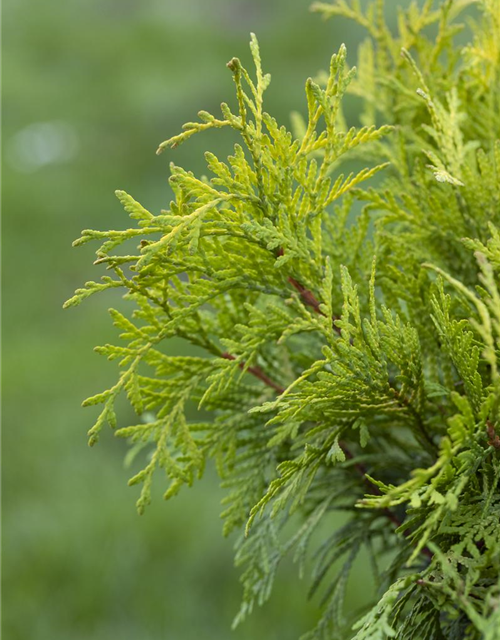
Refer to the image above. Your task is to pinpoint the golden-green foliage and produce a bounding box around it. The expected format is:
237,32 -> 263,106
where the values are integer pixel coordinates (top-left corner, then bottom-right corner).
66,1 -> 500,637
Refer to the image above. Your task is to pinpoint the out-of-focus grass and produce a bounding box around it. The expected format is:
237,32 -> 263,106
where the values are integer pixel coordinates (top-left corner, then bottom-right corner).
2,2 -> 375,638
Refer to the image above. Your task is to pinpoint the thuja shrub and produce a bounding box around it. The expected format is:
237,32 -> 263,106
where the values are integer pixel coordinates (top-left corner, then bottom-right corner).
65,1 -> 500,637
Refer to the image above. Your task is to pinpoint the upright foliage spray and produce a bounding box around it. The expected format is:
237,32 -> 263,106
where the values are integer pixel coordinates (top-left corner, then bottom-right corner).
65,1 -> 500,637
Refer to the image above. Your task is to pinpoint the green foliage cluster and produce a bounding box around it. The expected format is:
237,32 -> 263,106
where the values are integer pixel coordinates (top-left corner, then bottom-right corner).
66,1 -> 500,637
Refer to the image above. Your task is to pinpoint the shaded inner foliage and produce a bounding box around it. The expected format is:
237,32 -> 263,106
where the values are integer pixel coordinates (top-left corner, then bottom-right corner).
66,1 -> 500,637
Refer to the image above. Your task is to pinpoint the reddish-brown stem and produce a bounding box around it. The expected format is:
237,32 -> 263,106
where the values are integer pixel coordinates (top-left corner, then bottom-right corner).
288,276 -> 342,336
287,275 -> 322,314
276,248 -> 341,335
221,352 -> 286,394
487,419 -> 500,449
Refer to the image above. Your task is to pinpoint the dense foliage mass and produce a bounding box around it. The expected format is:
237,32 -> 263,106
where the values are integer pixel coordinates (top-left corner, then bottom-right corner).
66,1 -> 500,637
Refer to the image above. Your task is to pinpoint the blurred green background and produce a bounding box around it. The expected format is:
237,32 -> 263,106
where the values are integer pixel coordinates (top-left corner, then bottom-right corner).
2,2 -> 384,638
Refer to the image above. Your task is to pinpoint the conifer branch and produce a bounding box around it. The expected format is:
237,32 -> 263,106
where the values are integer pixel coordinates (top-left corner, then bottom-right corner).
67,6 -> 500,636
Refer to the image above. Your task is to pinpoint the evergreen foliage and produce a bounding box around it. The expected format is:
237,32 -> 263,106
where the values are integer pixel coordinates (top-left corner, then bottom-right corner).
66,1 -> 500,636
